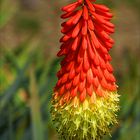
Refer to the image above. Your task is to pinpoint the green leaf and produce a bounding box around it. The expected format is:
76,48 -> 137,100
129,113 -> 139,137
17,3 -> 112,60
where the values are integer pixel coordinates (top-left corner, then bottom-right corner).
29,68 -> 44,140
0,0 -> 18,28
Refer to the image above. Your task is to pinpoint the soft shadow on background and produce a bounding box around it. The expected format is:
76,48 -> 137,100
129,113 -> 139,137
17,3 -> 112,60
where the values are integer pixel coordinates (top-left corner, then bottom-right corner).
0,0 -> 140,140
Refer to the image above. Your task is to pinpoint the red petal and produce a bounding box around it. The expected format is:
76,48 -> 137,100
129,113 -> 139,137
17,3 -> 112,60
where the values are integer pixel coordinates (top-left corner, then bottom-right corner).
63,91 -> 70,102
71,87 -> 78,97
59,85 -> 65,95
85,0 -> 95,12
83,5 -> 89,20
83,51 -> 90,72
73,74 -> 80,86
72,20 -> 82,38
71,37 -> 79,51
106,62 -> 113,72
61,10 -> 77,19
80,88 -> 86,102
76,60 -> 83,73
100,77 -> 108,89
99,56 -> 106,69
81,20 -> 88,35
104,69 -> 116,82
69,65 -> 76,80
93,4 -> 109,12
87,36 -> 96,60
62,2 -> 79,12
66,61 -> 74,72
79,79 -> 86,93
94,55 -> 100,66
72,9 -> 83,25
92,76 -> 99,88
66,82 -> 72,90
96,66 -> 103,79
61,73 -> 68,84
87,69 -> 94,84
87,84 -> 93,96
95,10 -> 113,18
81,36 -> 88,50
96,86 -> 104,96
80,69 -> 86,81
88,17 -> 94,30
60,31 -> 72,42
89,30 -> 100,49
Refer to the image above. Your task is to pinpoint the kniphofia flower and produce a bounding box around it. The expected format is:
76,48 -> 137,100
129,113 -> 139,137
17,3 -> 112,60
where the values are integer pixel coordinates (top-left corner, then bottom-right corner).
51,0 -> 119,139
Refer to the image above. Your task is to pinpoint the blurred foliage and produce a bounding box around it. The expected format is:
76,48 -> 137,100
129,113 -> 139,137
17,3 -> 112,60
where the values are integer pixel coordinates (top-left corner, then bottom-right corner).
0,0 -> 140,140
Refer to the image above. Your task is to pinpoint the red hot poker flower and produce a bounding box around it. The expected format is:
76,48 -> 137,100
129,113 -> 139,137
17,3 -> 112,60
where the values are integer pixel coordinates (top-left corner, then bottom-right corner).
51,0 -> 119,139
57,0 -> 116,102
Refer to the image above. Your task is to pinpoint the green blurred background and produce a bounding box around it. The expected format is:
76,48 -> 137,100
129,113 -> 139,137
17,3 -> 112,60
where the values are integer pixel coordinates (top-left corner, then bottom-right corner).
0,0 -> 140,140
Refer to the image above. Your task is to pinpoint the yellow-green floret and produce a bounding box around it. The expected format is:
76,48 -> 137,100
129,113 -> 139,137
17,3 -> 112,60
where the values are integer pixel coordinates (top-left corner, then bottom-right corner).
51,92 -> 119,140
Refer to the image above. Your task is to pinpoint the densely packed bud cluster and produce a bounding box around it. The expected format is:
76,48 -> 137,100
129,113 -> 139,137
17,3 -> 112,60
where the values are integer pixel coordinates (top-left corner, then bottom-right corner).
51,0 -> 119,139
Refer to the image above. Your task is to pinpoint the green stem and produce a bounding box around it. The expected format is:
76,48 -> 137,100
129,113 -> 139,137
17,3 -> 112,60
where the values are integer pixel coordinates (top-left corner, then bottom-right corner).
29,68 -> 44,140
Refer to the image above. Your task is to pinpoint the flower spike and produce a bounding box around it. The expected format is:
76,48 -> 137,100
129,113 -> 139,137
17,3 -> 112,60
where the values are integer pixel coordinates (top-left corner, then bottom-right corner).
51,0 -> 119,139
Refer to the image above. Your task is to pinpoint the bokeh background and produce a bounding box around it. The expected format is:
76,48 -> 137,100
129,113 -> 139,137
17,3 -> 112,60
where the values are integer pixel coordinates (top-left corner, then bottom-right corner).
0,0 -> 140,140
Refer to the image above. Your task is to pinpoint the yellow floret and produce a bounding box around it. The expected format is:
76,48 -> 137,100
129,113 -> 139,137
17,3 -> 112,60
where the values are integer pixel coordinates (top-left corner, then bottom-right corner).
51,91 -> 119,140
